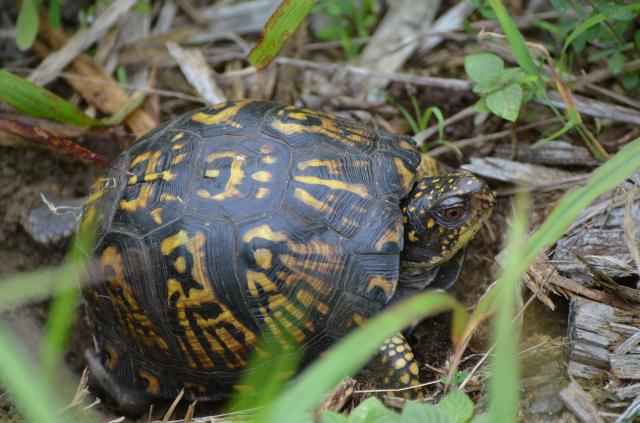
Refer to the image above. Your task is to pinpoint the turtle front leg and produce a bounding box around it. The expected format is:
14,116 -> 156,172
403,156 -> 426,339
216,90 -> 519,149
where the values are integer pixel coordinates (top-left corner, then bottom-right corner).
373,334 -> 423,399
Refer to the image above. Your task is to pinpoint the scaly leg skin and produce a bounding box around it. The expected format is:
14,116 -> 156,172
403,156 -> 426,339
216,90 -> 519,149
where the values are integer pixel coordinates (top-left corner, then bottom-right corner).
85,349 -> 152,415
375,334 -> 424,400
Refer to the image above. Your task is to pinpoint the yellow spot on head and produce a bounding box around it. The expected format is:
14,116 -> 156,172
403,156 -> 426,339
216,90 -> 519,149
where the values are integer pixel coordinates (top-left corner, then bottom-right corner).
394,358 -> 407,369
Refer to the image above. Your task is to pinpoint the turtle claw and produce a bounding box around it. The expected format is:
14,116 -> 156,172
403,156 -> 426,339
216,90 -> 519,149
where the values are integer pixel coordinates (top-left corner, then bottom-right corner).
85,349 -> 152,416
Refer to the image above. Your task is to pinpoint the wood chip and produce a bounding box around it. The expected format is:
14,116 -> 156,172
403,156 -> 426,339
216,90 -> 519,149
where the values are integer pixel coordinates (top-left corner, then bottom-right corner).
460,157 -> 586,189
559,381 -> 605,423
29,0 -> 139,86
494,140 -> 599,167
539,91 -> 640,126
355,0 -> 440,92
167,43 -> 226,105
317,377 -> 356,413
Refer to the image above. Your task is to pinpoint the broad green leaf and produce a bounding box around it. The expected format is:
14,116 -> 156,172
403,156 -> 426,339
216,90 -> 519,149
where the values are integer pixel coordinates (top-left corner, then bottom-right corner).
249,0 -> 317,69
599,2 -> 633,20
350,397 -> 398,423
401,402 -> 452,423
623,72 -> 639,89
322,412 -> 350,423
486,83 -> 522,122
263,292 -> 468,423
437,388 -> 474,423
550,0 -> 568,14
0,70 -> 100,126
464,54 -> 503,83
16,0 -> 39,51
608,51 -> 625,74
474,98 -> 490,114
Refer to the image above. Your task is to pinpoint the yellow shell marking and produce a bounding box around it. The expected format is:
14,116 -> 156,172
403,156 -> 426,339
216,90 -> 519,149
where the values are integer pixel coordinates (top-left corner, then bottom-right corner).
253,248 -> 273,270
251,171 -> 272,182
394,158 -> 415,193
100,246 -> 169,353
171,152 -> 188,165
297,159 -> 342,176
171,132 -> 184,142
150,208 -> 163,224
199,152 -> 246,201
271,108 -> 369,146
366,276 -> 396,296
246,270 -> 277,297
293,188 -> 334,214
255,187 -> 270,199
162,231 -> 256,368
294,175 -> 369,198
374,228 -> 401,251
138,370 -> 160,394
191,102 -> 247,128
174,256 -> 186,273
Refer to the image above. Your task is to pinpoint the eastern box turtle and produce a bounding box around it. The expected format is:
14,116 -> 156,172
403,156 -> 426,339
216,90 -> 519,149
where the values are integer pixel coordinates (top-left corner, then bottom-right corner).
30,101 -> 495,411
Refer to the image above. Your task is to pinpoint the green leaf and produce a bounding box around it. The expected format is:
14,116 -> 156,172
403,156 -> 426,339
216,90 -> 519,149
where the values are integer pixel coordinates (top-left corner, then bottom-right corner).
48,0 -> 61,27
599,2 -> 633,20
622,72 -> 639,89
437,388 -> 474,423
350,397 -> 398,423
486,83 -> 522,122
16,0 -> 39,51
248,0 -> 317,69
401,402 -> 453,423
474,98 -> 490,114
263,292 -> 468,423
550,0 -> 568,14
488,0 -> 541,80
322,411 -> 350,423
608,51 -> 625,74
0,70 -> 100,126
464,53 -> 504,83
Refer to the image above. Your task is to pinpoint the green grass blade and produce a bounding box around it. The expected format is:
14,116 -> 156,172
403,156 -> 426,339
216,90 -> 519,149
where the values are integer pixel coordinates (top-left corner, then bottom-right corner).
487,193 -> 529,423
0,262 -> 83,312
0,70 -> 100,127
41,221 -> 95,378
16,0 -> 39,51
488,0 -> 540,79
524,137 -> 640,266
264,291 -> 468,423
0,323 -> 66,423
469,137 -> 640,330
248,0 -> 317,69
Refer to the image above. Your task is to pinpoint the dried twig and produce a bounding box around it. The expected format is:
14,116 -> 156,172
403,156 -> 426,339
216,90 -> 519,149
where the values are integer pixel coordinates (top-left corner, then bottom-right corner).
29,0 -> 139,86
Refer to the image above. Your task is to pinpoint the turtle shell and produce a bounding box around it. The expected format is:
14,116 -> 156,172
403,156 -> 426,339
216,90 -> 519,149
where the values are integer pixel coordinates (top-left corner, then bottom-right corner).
80,100 -> 422,400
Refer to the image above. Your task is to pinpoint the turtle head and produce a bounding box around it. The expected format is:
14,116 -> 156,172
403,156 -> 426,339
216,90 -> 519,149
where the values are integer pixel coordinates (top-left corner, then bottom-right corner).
400,172 -> 495,273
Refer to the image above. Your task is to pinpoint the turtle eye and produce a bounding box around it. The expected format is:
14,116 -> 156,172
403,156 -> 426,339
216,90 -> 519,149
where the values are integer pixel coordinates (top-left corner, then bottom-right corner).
440,205 -> 465,222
